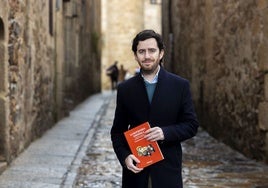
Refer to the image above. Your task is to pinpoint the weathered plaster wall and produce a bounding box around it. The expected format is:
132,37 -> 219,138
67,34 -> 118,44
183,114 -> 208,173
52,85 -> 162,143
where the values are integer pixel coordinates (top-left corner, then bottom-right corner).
162,0 -> 268,162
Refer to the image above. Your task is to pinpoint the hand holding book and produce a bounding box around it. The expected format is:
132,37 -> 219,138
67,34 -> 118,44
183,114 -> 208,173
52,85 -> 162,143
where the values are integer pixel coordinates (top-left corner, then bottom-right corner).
144,126 -> 165,142
125,154 -> 143,173
124,122 -> 164,169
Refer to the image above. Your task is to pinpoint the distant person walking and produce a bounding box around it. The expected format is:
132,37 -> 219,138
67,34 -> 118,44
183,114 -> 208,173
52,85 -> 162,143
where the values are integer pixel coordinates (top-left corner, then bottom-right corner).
118,64 -> 127,83
106,61 -> 119,90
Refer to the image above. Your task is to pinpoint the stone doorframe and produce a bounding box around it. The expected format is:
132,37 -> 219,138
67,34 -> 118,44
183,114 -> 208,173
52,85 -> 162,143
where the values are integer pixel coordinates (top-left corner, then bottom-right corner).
0,17 -> 8,162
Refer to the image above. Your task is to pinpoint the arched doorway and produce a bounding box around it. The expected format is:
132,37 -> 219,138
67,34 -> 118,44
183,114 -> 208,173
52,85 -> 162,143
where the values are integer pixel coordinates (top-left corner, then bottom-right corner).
0,17 -> 7,165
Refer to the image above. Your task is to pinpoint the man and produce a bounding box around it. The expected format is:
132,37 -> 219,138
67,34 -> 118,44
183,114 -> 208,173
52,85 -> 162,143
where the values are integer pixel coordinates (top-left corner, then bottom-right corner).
106,61 -> 119,90
118,64 -> 127,83
110,30 -> 199,188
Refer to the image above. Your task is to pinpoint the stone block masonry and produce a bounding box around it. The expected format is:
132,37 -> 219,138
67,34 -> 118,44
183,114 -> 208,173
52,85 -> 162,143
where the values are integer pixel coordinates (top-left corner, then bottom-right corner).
162,0 -> 268,162
0,0 -> 101,170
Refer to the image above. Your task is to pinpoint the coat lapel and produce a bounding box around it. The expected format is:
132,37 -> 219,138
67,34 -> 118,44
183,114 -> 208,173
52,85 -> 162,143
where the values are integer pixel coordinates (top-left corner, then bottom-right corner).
150,67 -> 166,108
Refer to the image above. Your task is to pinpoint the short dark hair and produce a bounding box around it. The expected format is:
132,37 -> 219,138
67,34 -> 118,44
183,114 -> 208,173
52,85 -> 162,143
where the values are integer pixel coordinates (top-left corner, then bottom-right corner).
131,30 -> 165,54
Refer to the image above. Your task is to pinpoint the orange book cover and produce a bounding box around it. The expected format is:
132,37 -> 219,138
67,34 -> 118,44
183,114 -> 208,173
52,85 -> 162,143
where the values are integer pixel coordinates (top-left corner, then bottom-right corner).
124,122 -> 164,168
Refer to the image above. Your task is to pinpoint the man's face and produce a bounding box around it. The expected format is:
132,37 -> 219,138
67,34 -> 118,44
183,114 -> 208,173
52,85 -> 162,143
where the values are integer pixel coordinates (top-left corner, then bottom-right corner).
135,38 -> 164,74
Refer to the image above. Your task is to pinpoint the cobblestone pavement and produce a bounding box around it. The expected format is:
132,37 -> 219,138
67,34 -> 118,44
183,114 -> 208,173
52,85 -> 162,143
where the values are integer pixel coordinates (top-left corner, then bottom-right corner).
74,93 -> 121,188
74,94 -> 268,188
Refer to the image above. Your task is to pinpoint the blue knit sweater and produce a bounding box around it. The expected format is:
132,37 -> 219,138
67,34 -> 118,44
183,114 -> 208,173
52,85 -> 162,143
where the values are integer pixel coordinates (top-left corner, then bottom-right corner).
144,80 -> 157,103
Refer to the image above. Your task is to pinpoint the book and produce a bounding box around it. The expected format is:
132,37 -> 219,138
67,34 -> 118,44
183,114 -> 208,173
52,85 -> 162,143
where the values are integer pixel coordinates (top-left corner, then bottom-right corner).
124,122 -> 164,168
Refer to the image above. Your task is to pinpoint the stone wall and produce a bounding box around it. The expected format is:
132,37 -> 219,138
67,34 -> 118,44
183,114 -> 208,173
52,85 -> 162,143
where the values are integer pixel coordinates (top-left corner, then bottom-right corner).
0,0 -> 101,164
7,0 -> 56,161
62,0 -> 101,114
0,0 -> 9,163
162,0 -> 268,162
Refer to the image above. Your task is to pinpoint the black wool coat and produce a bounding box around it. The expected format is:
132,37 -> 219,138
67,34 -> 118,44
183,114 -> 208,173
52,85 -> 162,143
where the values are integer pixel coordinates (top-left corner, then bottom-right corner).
111,67 -> 199,188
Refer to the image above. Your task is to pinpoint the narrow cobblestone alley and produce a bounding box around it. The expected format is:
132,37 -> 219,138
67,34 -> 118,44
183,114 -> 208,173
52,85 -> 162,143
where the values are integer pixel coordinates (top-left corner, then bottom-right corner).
1,1 -> 268,188
74,93 -> 268,188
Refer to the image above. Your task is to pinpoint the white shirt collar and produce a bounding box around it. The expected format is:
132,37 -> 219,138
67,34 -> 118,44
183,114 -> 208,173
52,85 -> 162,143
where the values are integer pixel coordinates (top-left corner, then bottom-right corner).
141,65 -> 160,84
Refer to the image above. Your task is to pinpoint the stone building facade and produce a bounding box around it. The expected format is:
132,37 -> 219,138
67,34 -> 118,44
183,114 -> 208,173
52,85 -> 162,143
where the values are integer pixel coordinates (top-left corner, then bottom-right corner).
162,0 -> 268,162
0,0 -> 101,171
101,0 -> 162,90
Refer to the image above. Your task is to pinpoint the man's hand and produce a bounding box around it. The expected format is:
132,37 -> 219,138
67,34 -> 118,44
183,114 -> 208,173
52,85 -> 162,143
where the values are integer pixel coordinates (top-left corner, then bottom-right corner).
125,154 -> 143,173
144,127 -> 164,142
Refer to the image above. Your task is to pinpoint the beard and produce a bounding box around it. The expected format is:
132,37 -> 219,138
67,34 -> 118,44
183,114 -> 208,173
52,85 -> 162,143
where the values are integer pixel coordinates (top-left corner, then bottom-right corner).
140,61 -> 160,75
